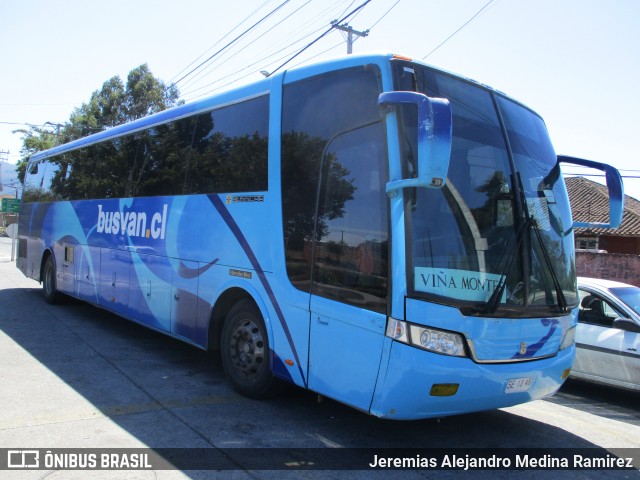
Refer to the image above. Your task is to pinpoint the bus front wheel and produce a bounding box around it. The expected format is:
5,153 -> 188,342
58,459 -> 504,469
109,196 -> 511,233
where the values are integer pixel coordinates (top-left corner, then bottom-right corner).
42,255 -> 61,304
220,299 -> 279,399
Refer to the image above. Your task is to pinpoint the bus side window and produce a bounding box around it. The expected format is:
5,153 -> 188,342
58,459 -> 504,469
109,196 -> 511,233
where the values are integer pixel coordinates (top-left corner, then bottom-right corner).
23,161 -> 47,202
312,122 -> 389,313
281,65 -> 383,293
189,95 -> 269,195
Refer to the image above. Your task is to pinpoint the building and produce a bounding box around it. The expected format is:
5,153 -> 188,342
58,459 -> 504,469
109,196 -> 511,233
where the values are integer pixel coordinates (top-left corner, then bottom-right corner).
565,176 -> 640,286
565,176 -> 640,255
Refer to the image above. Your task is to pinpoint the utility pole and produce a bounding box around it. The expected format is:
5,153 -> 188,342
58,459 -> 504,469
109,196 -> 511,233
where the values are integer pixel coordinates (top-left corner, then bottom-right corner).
44,122 -> 63,146
331,21 -> 369,54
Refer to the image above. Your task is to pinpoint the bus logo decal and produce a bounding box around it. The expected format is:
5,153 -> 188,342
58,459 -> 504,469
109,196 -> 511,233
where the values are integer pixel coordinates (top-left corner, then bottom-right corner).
96,204 -> 168,240
519,342 -> 527,355
512,318 -> 559,359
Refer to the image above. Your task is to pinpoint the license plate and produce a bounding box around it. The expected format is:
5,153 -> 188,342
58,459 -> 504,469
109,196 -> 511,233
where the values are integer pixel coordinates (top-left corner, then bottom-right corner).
505,377 -> 533,393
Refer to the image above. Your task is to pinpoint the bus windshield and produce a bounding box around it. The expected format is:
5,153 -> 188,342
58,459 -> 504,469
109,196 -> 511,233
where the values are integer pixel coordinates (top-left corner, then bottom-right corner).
401,65 -> 578,316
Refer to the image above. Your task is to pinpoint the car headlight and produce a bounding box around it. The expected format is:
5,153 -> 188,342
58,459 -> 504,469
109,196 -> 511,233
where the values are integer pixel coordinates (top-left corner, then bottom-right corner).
559,325 -> 576,351
386,318 -> 467,357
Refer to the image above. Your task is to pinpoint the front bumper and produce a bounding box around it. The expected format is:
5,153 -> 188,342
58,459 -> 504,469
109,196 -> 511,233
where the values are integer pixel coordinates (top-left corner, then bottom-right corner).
369,337 -> 574,420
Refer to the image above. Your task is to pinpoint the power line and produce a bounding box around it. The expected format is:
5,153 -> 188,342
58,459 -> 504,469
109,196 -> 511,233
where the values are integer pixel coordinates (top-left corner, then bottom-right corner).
179,0 -> 357,100
367,0 -> 401,31
179,0 -> 315,93
244,0 -> 353,63
423,0 -> 495,59
331,22 -> 368,54
267,0 -> 372,77
172,0 -> 291,87
181,12 -> 336,100
331,0 -> 401,55
169,0 -> 273,85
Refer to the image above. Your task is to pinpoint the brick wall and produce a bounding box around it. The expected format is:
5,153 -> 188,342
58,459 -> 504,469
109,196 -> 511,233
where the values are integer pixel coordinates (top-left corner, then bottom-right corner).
575,251 -> 640,286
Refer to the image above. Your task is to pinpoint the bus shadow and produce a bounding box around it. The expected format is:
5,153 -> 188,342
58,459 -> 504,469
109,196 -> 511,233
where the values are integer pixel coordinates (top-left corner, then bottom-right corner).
548,379 -> 640,425
0,286 -> 637,476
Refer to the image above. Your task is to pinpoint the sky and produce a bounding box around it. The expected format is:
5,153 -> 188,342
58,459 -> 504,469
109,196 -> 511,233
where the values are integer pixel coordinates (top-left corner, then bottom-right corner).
1,0 -> 639,199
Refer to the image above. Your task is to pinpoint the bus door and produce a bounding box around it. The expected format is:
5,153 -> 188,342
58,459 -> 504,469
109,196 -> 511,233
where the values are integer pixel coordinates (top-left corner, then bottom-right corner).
98,248 -> 131,317
308,298 -> 386,410
129,253 -> 172,331
57,243 -> 76,295
307,122 -> 389,411
128,255 -> 200,335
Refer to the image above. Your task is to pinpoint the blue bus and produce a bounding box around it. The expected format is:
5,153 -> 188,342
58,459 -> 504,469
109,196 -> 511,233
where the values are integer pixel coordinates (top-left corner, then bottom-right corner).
17,53 -> 624,419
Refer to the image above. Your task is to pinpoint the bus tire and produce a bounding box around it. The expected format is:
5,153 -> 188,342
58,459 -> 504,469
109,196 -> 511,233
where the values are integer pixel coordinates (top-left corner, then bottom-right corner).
42,255 -> 61,304
221,299 -> 279,399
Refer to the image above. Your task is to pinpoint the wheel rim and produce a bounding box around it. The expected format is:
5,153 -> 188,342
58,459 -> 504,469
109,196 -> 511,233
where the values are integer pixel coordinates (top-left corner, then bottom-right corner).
228,318 -> 265,380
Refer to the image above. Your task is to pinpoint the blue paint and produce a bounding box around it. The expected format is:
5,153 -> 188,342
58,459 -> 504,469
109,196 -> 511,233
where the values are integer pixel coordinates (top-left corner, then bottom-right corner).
511,319 -> 560,360
208,194 -> 306,384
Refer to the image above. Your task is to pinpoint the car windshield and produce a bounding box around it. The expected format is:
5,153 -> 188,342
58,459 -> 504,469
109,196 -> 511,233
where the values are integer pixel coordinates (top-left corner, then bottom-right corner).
397,63 -> 578,316
609,286 -> 640,316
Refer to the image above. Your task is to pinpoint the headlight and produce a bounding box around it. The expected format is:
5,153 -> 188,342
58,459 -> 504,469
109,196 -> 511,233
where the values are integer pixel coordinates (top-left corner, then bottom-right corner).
386,318 -> 467,357
560,325 -> 576,351
410,325 -> 466,356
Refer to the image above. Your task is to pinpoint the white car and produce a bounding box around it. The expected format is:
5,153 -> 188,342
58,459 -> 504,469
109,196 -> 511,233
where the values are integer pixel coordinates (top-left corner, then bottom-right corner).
572,277 -> 640,391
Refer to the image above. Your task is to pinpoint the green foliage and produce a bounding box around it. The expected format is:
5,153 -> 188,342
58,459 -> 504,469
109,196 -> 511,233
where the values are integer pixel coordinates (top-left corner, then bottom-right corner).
13,126 -> 59,182
15,64 -> 182,179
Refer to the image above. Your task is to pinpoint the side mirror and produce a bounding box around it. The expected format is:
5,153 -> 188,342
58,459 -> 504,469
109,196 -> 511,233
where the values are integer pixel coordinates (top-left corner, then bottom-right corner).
613,318 -> 640,333
558,155 -> 624,229
379,91 -> 452,194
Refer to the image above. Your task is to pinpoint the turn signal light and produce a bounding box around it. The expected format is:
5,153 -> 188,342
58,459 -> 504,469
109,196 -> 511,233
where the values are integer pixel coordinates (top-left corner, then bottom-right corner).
430,383 -> 459,397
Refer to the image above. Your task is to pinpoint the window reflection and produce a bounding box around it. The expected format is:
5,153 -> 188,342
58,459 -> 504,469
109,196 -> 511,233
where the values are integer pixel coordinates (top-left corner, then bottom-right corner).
23,95 -> 270,203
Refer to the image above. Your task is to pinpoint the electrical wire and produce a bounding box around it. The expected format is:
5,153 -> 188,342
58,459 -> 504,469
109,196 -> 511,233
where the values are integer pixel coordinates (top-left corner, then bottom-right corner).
423,0 -> 495,59
172,0 -> 291,87
368,0 -> 401,31
180,17 -> 333,99
181,0 -> 366,100
267,0 -> 372,77
170,0 -> 274,85
247,0 -> 352,64
178,0 -> 315,93
180,0 -> 355,97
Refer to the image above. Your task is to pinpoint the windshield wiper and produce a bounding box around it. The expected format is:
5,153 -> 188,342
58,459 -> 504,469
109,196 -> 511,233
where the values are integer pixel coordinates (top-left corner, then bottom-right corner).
530,220 -> 569,312
483,215 -> 568,315
482,216 -> 531,314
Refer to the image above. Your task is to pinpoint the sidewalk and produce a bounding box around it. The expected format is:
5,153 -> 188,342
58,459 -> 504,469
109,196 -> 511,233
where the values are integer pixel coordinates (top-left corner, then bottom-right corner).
0,237 -> 37,289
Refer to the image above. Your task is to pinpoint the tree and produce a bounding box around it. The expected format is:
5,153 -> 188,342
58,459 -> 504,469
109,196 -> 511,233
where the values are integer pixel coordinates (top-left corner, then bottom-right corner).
15,64 -> 181,179
13,125 -> 59,183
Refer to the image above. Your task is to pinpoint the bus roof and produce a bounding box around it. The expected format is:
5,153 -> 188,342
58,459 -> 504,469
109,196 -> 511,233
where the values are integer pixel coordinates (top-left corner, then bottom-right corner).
29,52 -> 526,163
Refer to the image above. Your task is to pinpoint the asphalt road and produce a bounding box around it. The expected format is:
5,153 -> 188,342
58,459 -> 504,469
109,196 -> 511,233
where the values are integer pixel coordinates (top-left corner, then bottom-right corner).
0,236 -> 638,479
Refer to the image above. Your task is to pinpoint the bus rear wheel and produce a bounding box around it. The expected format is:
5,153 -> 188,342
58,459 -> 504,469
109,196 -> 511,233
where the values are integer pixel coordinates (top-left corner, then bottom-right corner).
42,255 -> 61,304
221,299 -> 280,399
